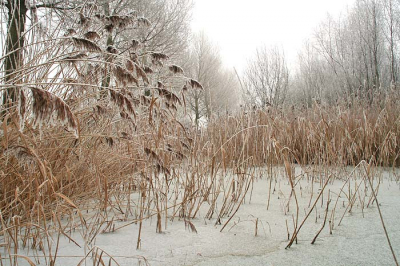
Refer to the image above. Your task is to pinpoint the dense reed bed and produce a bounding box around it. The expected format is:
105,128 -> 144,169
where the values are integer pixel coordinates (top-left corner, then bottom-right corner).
199,93 -> 400,168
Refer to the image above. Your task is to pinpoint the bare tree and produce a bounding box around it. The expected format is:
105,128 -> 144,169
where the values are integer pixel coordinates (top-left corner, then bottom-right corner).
184,32 -> 219,126
1,0 -> 77,115
382,0 -> 399,85
308,0 -> 386,104
182,32 -> 239,127
215,69 -> 241,116
243,46 -> 289,108
114,0 -> 193,58
292,42 -> 327,107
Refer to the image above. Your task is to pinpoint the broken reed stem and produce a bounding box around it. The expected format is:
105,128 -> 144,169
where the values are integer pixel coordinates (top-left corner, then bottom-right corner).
285,220 -> 290,240
220,175 -> 253,232
255,218 -> 258,237
267,160 -> 273,210
311,190 -> 331,244
338,174 -> 368,227
364,163 -> 399,266
286,174 -> 332,249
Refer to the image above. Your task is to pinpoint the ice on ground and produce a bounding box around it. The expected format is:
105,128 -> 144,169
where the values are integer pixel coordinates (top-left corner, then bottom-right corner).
5,169 -> 400,266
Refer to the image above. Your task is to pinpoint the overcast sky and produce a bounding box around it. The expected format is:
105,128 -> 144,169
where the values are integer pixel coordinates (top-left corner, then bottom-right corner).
191,0 -> 355,72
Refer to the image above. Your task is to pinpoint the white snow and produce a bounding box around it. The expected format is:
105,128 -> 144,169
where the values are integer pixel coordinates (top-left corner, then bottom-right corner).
4,167 -> 400,266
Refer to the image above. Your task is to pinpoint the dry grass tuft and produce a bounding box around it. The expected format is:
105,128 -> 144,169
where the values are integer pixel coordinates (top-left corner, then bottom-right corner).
169,65 -> 184,75
83,31 -> 101,40
30,87 -> 78,137
188,79 -> 203,90
71,37 -> 102,52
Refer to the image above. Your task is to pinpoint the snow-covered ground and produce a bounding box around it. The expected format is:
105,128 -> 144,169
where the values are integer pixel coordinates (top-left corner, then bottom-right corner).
5,168 -> 400,266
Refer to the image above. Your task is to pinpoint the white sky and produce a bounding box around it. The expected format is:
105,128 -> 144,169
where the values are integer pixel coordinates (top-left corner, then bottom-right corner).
191,0 -> 355,72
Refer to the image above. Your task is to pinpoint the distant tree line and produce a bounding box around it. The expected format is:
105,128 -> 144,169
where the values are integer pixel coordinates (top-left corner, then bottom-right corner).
242,0 -> 400,109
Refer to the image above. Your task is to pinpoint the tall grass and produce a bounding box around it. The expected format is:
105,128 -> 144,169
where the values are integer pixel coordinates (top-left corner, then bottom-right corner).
199,94 -> 400,168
